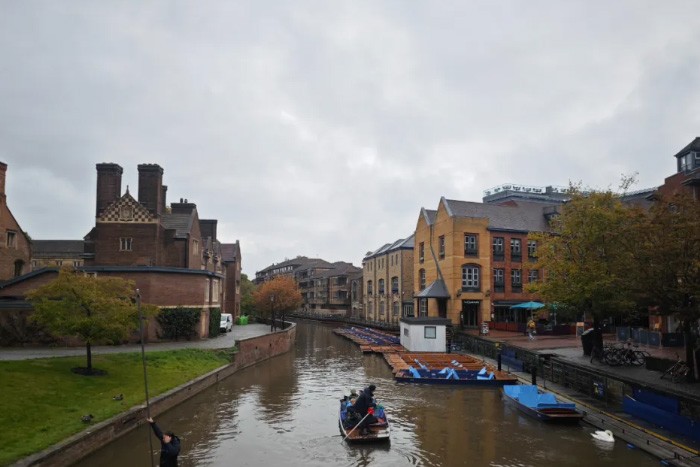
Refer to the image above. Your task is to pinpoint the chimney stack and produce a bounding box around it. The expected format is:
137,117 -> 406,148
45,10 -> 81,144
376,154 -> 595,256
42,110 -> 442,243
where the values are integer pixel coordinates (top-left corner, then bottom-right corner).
161,185 -> 168,213
200,219 -> 218,241
95,163 -> 123,217
0,162 -> 7,201
171,200 -> 197,215
137,164 -> 164,217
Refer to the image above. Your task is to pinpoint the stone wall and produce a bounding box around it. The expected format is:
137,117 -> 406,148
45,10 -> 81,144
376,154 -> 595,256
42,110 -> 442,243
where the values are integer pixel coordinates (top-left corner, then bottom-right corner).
12,323 -> 297,467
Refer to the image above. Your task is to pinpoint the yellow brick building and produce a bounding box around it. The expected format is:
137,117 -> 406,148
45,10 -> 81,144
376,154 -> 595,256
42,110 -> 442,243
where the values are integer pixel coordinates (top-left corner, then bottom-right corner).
414,197 -> 552,328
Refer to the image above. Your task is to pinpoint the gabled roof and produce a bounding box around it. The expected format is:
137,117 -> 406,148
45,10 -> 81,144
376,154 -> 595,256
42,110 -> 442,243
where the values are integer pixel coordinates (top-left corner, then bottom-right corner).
221,242 -> 240,263
98,192 -> 155,223
161,212 -> 196,238
673,137 -> 700,159
31,240 -> 84,258
441,197 -> 553,232
415,279 -> 451,299
421,208 -> 437,226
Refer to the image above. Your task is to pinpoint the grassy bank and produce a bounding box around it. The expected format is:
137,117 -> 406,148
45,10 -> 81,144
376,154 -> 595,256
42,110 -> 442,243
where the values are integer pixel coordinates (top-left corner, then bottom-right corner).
0,348 -> 232,466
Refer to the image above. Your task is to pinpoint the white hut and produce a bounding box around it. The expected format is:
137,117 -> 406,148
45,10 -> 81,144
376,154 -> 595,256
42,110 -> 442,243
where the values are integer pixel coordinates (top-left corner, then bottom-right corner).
400,317 -> 451,352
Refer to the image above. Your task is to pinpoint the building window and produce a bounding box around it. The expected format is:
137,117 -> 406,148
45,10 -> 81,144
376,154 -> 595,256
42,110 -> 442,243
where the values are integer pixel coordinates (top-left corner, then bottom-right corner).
461,265 -> 480,291
403,303 -> 414,317
32,260 -> 38,270
56,260 -> 63,267
391,276 -> 399,293
419,242 -> 425,263
369,302 -> 373,315
493,237 -> 505,260
439,236 -> 445,259
380,302 -> 385,315
511,239 -> 522,262
352,282 -> 358,301
120,237 -> 132,251
494,268 -> 505,293
73,261 -> 80,268
393,302 -> 399,316
528,240 -> 537,259
13,260 -> 24,277
367,280 -> 373,295
379,279 -> 385,294
404,327 -> 409,336
465,234 -> 478,256
420,299 -> 428,316
212,280 -> 219,302
205,279 -> 210,301
193,240 -> 199,254
424,326 -> 437,339
391,255 -> 394,266
6,231 -> 16,248
420,269 -> 426,290
528,270 -> 539,283
511,269 -> 522,292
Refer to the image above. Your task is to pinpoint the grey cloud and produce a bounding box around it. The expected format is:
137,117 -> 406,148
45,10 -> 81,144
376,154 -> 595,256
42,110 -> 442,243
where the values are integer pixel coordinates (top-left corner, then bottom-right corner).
1,0 -> 699,275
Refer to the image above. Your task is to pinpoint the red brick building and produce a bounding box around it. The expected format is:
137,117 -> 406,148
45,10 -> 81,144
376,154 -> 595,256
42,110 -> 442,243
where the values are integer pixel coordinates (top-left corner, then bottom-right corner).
0,163 -> 242,341
654,137 -> 700,199
0,163 -> 31,281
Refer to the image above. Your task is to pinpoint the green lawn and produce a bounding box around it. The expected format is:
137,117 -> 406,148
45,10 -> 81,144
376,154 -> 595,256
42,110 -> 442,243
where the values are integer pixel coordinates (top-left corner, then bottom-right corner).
0,348 -> 232,466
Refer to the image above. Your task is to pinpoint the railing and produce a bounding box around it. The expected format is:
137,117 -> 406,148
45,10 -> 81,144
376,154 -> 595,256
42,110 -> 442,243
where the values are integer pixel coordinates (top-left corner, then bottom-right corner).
290,311 -> 400,332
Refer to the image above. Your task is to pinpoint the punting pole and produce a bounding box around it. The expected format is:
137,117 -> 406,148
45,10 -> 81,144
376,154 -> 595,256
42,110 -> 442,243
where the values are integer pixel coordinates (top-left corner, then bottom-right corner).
137,289 -> 155,467
341,411 -> 372,443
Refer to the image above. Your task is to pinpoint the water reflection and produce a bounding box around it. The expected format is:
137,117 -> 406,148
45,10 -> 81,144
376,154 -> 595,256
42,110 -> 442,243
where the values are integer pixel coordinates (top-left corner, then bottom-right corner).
75,321 -> 658,467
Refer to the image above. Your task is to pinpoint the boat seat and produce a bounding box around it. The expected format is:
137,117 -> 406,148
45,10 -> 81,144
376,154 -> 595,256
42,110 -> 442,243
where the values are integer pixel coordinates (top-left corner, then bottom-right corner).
537,393 -> 557,405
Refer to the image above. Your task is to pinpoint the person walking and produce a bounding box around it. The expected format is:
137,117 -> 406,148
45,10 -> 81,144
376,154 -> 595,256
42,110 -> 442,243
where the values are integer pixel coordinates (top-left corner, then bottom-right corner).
147,417 -> 181,467
528,319 -> 536,341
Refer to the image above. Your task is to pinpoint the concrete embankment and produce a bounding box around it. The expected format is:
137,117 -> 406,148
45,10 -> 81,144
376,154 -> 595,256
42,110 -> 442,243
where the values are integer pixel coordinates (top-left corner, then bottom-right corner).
12,323 -> 296,467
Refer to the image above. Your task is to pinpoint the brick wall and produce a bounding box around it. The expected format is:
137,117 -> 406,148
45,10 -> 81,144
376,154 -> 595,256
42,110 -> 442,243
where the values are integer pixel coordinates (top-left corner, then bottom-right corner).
91,223 -> 160,266
0,203 -> 32,282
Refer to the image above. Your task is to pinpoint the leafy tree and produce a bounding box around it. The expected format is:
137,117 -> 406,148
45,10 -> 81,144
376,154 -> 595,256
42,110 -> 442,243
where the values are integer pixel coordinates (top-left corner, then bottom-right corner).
252,276 -> 301,329
26,267 -> 155,375
528,186 -> 637,351
623,193 -> 700,380
240,273 -> 257,316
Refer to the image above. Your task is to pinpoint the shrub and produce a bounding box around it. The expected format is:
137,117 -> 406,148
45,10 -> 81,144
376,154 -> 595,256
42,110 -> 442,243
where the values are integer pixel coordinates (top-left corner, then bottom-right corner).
0,312 -> 58,346
156,307 -> 201,341
209,307 -> 221,338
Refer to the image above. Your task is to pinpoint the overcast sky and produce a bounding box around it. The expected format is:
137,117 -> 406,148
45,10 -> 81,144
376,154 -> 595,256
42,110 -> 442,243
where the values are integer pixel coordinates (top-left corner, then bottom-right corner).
1,1 -> 700,276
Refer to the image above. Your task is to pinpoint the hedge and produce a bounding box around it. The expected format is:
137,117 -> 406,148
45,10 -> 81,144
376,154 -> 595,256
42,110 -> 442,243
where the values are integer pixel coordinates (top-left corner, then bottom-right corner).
209,307 -> 221,338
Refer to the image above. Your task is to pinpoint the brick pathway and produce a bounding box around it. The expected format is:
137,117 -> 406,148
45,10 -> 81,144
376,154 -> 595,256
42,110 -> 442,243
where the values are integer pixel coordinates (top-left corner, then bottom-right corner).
0,324 -> 271,361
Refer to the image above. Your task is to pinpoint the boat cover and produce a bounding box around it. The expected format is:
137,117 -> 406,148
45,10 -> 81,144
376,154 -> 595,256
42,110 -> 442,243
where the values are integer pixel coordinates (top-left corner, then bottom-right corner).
504,385 -> 576,410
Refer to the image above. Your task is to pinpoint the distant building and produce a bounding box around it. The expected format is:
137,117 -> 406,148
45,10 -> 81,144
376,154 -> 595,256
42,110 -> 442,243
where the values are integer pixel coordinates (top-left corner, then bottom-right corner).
31,240 -> 85,270
653,137 -> 700,199
483,184 -> 570,205
254,256 -> 326,285
348,269 -> 363,319
363,235 -> 415,325
0,163 -> 31,281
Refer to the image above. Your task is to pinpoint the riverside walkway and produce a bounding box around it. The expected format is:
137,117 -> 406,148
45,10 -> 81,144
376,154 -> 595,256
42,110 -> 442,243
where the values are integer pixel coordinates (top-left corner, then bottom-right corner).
0,324 -> 270,361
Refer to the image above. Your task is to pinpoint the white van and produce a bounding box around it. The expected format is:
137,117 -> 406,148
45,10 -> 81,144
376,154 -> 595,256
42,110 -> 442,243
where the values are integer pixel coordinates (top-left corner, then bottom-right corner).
220,313 -> 233,333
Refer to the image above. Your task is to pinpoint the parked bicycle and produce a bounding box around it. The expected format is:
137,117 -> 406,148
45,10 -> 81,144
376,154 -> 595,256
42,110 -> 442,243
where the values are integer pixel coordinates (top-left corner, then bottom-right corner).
590,341 -> 648,367
661,354 -> 689,383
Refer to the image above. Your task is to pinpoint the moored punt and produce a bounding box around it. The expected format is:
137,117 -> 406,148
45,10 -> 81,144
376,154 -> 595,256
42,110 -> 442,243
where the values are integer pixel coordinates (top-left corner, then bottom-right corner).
333,327 -> 404,354
339,400 -> 391,444
502,385 -> 583,423
394,366 -> 518,386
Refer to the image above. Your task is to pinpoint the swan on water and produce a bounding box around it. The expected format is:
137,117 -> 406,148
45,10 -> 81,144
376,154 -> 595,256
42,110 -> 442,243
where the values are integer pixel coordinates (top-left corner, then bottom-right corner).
591,429 -> 614,442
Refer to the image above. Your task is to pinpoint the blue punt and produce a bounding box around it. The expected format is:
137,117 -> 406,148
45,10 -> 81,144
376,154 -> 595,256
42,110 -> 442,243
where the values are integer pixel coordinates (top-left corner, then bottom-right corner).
502,385 -> 583,423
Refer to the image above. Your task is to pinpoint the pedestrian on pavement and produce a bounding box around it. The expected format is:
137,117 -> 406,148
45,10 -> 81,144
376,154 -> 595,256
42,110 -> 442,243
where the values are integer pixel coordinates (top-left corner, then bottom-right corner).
528,320 -> 536,341
147,417 -> 181,467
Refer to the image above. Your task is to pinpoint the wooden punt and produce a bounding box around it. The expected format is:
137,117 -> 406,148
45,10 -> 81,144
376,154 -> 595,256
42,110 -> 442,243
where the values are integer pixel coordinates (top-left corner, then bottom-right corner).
502,385 -> 583,423
339,401 -> 390,444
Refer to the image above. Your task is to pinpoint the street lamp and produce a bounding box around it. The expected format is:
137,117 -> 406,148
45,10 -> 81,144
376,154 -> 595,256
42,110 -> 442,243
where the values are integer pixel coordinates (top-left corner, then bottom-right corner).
270,293 -> 275,331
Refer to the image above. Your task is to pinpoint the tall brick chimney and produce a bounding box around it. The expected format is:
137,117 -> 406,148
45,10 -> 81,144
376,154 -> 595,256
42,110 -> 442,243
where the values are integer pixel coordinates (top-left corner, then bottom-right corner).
200,219 -> 218,241
96,163 -> 123,217
161,185 -> 168,213
0,162 -> 7,202
137,164 -> 164,217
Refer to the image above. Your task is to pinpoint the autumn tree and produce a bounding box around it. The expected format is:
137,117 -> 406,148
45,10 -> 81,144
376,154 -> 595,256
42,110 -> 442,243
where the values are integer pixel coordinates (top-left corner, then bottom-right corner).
528,186 -> 638,352
240,274 -> 257,316
253,276 -> 302,329
623,193 -> 700,380
27,267 -> 155,375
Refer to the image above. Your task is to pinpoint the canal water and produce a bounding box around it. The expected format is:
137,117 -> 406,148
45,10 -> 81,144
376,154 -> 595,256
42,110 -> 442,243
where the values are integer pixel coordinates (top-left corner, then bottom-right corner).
75,321 -> 657,466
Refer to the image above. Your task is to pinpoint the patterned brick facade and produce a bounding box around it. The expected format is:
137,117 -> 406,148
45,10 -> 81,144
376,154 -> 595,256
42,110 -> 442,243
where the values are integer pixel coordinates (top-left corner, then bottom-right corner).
0,163 -> 31,281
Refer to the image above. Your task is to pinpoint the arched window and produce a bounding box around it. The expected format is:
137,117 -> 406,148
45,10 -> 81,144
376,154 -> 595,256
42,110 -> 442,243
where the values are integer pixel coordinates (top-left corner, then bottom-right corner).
367,280 -> 373,295
461,263 -> 481,292
352,281 -> 358,301
379,279 -> 385,294
393,302 -> 399,316
420,269 -> 426,290
391,276 -> 399,293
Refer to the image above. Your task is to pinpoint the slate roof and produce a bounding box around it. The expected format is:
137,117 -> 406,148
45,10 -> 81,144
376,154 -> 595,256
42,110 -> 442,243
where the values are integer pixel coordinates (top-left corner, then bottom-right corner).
364,234 -> 414,260
442,197 -> 553,232
221,242 -> 240,263
415,279 -> 451,299
257,256 -> 322,274
673,137 -> 700,159
161,212 -> 196,238
31,240 -> 84,258
315,263 -> 361,279
422,209 -> 437,225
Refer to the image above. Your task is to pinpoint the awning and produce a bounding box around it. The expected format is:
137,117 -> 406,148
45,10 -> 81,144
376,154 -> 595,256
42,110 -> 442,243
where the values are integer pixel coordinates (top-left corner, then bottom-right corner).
511,301 -> 545,309
415,279 -> 450,299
